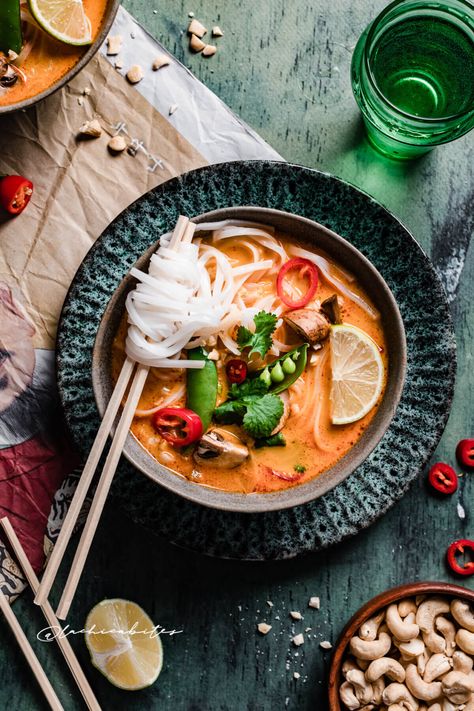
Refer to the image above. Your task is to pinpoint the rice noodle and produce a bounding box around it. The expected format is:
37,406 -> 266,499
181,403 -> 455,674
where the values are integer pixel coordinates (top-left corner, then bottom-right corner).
310,350 -> 332,451
135,383 -> 185,417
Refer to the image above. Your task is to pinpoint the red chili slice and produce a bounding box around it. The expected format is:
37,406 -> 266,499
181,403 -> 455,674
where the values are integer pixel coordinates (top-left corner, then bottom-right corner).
262,466 -> 305,482
456,439 -> 474,469
276,258 -> 319,309
226,358 -> 248,384
446,539 -> 474,576
152,407 -> 203,447
0,175 -> 34,215
428,462 -> 458,495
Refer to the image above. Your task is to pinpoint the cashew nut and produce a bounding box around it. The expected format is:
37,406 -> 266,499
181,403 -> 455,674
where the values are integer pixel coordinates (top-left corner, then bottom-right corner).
346,669 -> 375,705
359,611 -> 385,641
388,706 -> 407,711
423,629 -> 447,654
456,629 -> 474,655
399,599 -> 418,618
366,657 -> 406,683
383,682 -> 419,711
372,676 -> 385,704
423,653 -> 453,683
387,603 -> 420,641
441,670 -> 474,704
417,650 -> 430,676
427,705 -> 442,711
452,650 -> 474,674
416,598 -> 451,634
436,617 -> 457,657
343,657 -> 360,677
350,632 -> 392,660
399,637 -> 426,659
339,680 -> 361,710
451,600 -> 474,633
405,664 -> 443,702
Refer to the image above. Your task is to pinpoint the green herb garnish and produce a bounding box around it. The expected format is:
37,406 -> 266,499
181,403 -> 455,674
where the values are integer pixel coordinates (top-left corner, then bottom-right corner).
254,433 -> 286,448
237,310 -> 278,358
214,377 -> 284,439
294,464 -> 306,474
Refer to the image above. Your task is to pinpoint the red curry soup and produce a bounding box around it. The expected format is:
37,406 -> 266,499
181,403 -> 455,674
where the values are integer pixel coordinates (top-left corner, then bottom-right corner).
112,221 -> 388,495
0,1 -> 109,107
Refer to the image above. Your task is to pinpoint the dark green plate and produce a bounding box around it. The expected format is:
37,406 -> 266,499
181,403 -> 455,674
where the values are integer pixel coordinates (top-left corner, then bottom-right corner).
57,161 -> 456,560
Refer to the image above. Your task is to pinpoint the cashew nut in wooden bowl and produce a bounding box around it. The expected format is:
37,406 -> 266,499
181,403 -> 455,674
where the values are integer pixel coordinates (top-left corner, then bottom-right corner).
328,582 -> 474,711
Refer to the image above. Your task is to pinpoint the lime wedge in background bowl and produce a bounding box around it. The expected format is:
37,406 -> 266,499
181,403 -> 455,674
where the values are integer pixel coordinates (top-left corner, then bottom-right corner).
28,0 -> 92,46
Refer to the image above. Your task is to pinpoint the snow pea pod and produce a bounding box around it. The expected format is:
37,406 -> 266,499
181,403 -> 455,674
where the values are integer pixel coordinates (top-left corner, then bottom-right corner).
0,1 -> 22,55
258,344 -> 309,394
186,347 -> 218,432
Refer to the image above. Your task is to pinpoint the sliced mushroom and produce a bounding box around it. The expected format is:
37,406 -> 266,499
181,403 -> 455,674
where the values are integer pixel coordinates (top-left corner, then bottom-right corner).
451,600 -> 474,633
283,308 -> 330,345
0,63 -> 19,88
321,294 -> 342,324
193,429 -> 248,469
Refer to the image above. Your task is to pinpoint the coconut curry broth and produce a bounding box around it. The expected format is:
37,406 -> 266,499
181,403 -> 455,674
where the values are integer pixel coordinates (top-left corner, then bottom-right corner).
0,1 -> 108,107
111,235 -> 388,494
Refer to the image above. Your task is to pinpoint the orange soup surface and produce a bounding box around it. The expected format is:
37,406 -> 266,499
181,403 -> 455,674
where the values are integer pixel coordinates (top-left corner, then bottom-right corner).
112,232 -> 388,495
0,1 -> 109,107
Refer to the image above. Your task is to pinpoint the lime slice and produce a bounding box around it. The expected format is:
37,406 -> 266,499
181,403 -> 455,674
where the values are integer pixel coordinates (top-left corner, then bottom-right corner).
329,324 -> 384,425
85,599 -> 163,691
28,0 -> 92,46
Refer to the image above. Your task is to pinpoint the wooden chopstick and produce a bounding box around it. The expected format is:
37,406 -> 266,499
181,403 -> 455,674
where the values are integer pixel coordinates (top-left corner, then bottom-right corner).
0,588 -> 64,711
0,518 -> 101,711
35,356 -> 136,607
55,216 -> 192,621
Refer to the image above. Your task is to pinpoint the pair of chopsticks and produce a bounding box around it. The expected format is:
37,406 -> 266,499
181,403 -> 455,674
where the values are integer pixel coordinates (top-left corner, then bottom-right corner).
0,517 -> 101,711
35,216 -> 195,620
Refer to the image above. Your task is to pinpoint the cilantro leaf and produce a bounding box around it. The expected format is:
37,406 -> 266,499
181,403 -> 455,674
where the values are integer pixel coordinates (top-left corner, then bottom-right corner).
213,399 -> 247,424
254,433 -> 286,448
237,311 -> 278,358
242,393 -> 284,439
228,377 -> 268,400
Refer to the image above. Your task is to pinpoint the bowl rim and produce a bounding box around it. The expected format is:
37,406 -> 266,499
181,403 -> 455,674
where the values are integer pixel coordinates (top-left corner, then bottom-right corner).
92,205 -> 407,513
328,580 -> 474,710
0,0 -> 120,116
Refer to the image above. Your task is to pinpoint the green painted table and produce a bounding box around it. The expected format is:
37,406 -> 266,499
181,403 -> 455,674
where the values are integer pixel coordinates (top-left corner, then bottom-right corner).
1,1 -> 473,709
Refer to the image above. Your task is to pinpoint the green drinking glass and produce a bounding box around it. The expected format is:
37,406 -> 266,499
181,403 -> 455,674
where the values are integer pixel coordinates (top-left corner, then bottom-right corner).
351,0 -> 474,159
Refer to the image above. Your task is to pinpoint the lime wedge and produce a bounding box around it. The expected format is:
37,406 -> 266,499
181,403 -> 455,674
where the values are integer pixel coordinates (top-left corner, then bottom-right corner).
28,0 -> 92,46
330,324 -> 384,425
85,599 -> 163,691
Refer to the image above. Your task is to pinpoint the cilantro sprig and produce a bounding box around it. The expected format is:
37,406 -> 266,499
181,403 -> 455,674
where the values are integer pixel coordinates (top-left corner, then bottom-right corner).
237,311 -> 277,359
214,376 -> 283,439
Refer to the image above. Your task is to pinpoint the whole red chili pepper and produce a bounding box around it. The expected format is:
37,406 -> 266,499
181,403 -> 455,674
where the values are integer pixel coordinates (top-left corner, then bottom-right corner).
446,539 -> 474,576
428,462 -> 458,495
456,439 -> 474,469
0,175 -> 34,216
226,358 -> 248,384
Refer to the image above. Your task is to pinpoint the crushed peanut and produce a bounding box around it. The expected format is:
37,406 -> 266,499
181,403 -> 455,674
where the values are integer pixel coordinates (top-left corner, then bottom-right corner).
257,623 -> 272,635
78,119 -> 102,138
202,44 -> 217,57
114,59 -> 123,70
190,34 -> 206,52
152,54 -> 171,71
293,672 -> 301,680
308,596 -> 320,609
188,18 -> 207,38
83,87 -> 91,96
7,50 -> 18,61
290,611 -> 302,620
208,349 -> 219,361
106,35 -> 123,55
212,26 -> 224,37
108,135 -> 128,153
320,640 -> 332,649
266,601 -> 274,608
292,633 -> 304,646
126,64 -> 144,84
169,104 -> 179,115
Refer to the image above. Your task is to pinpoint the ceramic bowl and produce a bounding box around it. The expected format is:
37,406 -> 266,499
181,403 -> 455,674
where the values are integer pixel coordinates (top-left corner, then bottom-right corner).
0,0 -> 119,116
328,581 -> 474,710
92,206 -> 407,513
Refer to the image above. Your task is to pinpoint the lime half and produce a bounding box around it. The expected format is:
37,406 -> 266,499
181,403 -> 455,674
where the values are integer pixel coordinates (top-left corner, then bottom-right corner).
28,0 -> 92,46
85,599 -> 163,691
330,324 -> 384,425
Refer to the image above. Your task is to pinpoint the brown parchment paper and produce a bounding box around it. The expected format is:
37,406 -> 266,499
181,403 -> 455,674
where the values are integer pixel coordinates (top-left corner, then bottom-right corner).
0,53 -> 207,349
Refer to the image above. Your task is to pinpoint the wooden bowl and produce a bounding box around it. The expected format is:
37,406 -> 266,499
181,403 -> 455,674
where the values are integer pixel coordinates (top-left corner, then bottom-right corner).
0,0 -> 119,116
328,581 -> 474,710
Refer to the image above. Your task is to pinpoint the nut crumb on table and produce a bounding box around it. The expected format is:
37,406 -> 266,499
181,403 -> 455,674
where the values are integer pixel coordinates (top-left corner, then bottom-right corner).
257,622 -> 272,635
